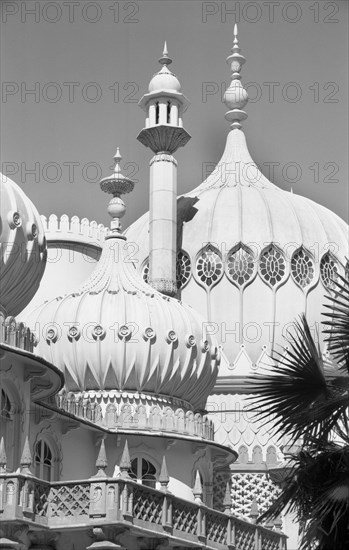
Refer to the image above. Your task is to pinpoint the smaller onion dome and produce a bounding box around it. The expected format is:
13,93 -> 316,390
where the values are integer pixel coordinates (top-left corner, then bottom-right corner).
0,173 -> 46,317
27,151 -> 220,410
148,42 -> 181,93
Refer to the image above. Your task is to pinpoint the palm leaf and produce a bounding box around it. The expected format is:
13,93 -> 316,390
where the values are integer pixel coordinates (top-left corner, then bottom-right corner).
247,315 -> 348,444
259,445 -> 349,550
323,271 -> 349,370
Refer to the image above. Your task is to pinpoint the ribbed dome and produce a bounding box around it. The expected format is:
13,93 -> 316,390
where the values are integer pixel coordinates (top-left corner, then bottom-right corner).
26,223 -> 220,410
125,129 -> 349,368
0,172 -> 46,316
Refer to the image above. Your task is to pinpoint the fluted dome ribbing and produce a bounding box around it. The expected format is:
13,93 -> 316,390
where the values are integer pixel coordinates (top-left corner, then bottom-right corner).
27,230 -> 220,410
125,128 -> 349,369
0,173 -> 46,316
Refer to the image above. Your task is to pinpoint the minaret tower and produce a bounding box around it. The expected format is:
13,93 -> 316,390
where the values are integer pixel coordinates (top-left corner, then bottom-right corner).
137,43 -> 191,297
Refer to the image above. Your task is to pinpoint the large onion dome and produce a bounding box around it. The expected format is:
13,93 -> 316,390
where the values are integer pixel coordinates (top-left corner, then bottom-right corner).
26,151 -> 220,410
0,172 -> 46,316
125,28 -> 349,375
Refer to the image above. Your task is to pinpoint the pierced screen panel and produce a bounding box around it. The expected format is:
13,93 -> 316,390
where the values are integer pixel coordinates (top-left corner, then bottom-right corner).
260,247 -> 286,286
226,246 -> 254,286
320,253 -> 339,289
176,250 -> 191,289
196,247 -> 223,287
291,248 -> 315,288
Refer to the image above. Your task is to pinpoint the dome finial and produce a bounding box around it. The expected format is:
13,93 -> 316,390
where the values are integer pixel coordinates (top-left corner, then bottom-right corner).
224,25 -> 248,130
99,148 -> 135,235
159,41 -> 172,66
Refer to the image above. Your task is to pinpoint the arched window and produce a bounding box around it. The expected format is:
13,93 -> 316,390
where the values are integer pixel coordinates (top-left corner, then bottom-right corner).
128,457 -> 156,488
155,102 -> 160,124
291,248 -> 315,289
226,245 -> 255,287
320,253 -> 339,290
0,387 -> 19,471
34,440 -> 53,481
176,249 -> 191,289
196,246 -> 223,288
259,246 -> 286,287
167,101 -> 171,123
0,389 -> 12,420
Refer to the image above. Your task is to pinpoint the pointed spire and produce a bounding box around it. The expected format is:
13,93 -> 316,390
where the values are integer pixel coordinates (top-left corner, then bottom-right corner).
20,436 -> 32,475
249,498 -> 259,523
95,439 -> 108,476
159,41 -> 172,66
99,149 -> 135,235
224,24 -> 248,129
0,437 -> 7,473
223,480 -> 232,514
119,439 -> 131,478
193,470 -> 203,503
159,456 -> 169,491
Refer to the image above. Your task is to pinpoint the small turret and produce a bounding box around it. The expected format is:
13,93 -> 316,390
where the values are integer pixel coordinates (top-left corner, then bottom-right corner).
137,44 -> 191,297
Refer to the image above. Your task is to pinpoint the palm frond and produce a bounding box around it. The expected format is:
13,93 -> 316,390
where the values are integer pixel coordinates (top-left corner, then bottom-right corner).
323,271 -> 349,370
246,315 -> 347,444
259,445 -> 349,550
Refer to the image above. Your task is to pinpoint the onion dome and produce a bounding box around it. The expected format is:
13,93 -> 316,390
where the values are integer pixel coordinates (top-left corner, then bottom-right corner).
125,27 -> 349,374
27,151 -> 220,410
0,172 -> 46,317
148,42 -> 181,93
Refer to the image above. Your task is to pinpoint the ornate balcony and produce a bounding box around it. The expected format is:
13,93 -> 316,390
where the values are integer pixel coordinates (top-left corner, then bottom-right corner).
0,472 -> 286,550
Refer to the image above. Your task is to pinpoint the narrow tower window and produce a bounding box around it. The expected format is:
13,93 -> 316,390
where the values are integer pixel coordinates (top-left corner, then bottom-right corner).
155,102 -> 159,124
34,440 -> 53,481
167,101 -> 171,123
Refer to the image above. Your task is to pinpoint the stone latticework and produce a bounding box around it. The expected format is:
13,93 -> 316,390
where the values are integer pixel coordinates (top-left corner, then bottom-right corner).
231,473 -> 281,519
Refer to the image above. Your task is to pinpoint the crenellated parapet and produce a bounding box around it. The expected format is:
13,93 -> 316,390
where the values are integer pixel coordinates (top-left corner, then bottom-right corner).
0,313 -> 37,352
41,214 -> 108,250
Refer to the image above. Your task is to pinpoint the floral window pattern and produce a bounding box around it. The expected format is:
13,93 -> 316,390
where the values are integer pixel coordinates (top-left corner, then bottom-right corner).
176,250 -> 191,289
196,247 -> 223,288
129,457 -> 156,488
291,248 -> 315,288
259,246 -> 286,286
226,246 -> 255,286
320,253 -> 339,290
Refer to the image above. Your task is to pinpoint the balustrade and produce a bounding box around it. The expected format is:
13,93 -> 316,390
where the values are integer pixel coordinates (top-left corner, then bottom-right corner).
0,472 -> 287,550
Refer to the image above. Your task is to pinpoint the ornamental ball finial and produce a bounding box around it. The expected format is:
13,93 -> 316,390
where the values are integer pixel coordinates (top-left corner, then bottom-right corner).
100,149 -> 135,235
224,25 -> 248,129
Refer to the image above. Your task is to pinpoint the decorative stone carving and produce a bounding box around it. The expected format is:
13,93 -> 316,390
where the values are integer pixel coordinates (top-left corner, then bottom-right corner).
56,391 -> 215,440
137,126 -> 190,155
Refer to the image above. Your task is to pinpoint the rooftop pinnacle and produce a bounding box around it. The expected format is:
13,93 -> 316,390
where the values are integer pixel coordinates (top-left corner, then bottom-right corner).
224,24 -> 248,129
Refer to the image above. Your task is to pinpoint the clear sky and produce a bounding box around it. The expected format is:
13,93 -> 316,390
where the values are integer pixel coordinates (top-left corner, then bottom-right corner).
1,0 -> 348,229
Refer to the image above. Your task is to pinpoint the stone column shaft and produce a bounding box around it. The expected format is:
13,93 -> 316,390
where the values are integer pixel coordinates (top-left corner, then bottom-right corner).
149,153 -> 177,296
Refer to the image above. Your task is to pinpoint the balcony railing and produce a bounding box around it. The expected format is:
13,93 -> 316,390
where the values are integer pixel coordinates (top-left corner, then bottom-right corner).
0,472 -> 287,550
